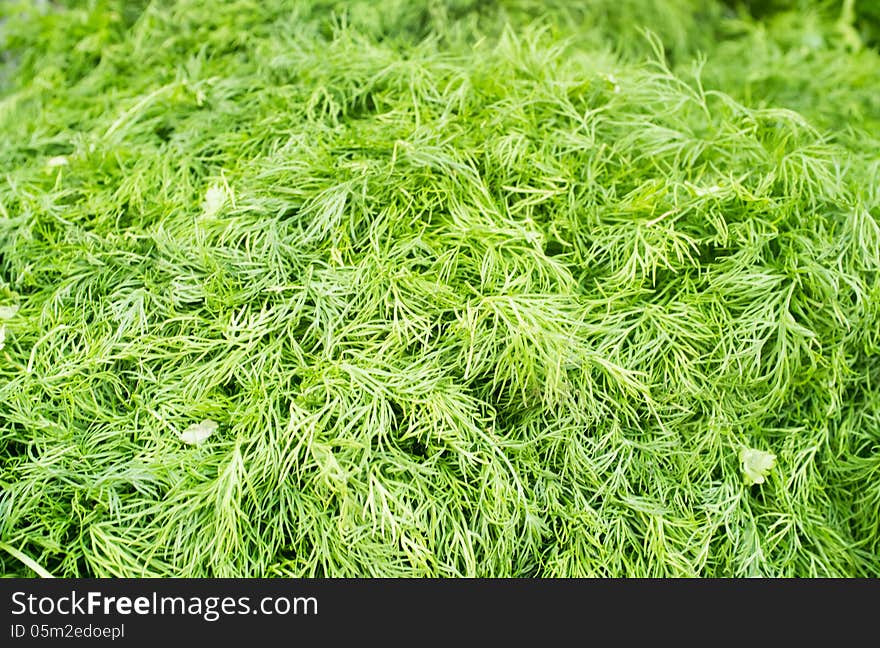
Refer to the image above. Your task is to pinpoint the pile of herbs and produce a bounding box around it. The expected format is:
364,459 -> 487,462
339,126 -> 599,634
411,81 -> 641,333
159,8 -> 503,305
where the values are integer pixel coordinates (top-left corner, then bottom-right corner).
0,0 -> 878,577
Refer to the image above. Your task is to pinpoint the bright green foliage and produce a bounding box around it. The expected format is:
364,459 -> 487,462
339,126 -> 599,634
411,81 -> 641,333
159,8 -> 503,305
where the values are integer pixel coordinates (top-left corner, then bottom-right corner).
0,0 -> 878,577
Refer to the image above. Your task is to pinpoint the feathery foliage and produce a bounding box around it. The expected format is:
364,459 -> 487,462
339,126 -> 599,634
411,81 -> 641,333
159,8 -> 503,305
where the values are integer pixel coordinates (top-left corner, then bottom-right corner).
0,0 -> 878,577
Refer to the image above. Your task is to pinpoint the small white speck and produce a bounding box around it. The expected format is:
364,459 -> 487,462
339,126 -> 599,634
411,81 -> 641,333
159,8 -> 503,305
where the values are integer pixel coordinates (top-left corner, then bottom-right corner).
604,73 -> 620,93
202,184 -> 229,219
177,419 -> 219,445
0,305 -> 19,319
740,447 -> 776,485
